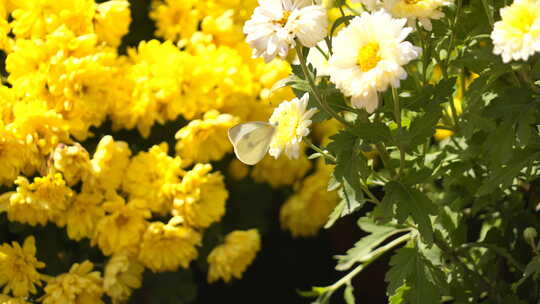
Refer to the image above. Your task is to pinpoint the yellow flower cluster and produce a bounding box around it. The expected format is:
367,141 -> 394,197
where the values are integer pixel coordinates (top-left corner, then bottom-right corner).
0,0 -> 348,301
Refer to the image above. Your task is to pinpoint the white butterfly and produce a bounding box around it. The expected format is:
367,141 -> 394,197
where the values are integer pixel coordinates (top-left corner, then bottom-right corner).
228,122 -> 276,165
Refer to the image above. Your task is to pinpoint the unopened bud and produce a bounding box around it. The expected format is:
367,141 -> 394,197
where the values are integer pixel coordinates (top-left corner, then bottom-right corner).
524,227 -> 537,247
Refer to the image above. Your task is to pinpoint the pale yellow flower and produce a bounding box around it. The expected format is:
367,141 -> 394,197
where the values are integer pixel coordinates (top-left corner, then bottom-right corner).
251,149 -> 311,188
123,143 -> 183,214
172,164 -> 228,229
138,218 -> 201,272
93,192 -> 150,256
41,261 -> 104,304
207,229 -> 261,283
280,164 -> 339,237
175,110 -> 240,165
103,251 -> 144,303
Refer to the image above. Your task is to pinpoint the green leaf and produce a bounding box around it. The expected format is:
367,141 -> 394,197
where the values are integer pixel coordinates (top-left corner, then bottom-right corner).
325,131 -> 369,228
477,150 -> 540,196
330,15 -> 355,37
513,257 -> 540,290
351,122 -> 393,144
335,217 -> 401,270
389,284 -> 410,304
325,180 -> 364,228
344,283 -> 355,304
386,247 -> 444,304
384,182 -> 436,245
407,104 -> 443,150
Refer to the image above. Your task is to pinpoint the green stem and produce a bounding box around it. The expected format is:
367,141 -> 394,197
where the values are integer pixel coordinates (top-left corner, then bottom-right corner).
294,43 -> 350,127
480,0 -> 494,27
360,181 -> 380,204
307,140 -> 337,162
328,232 -> 412,291
518,69 -> 540,94
392,87 -> 405,177
434,235 -> 501,302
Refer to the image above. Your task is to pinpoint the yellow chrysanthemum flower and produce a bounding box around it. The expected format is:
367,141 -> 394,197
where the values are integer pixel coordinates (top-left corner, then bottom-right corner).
90,136 -> 131,192
172,164 -> 228,228
51,143 -> 91,186
120,40 -> 193,136
150,0 -> 201,44
491,0 -> 540,63
0,127 -> 36,186
207,229 -> 261,283
103,251 -> 144,303
7,173 -> 74,226
65,188 -> 105,241
138,218 -> 201,272
228,159 -> 249,180
7,99 -> 70,155
123,143 -> 183,214
41,261 -> 104,304
93,192 -> 150,256
0,295 -> 30,304
0,236 -> 45,297
10,0 -> 95,39
175,110 -> 240,165
7,26 -> 120,140
94,0 -> 131,47
280,164 -> 339,237
312,119 -> 343,146
251,150 -> 312,188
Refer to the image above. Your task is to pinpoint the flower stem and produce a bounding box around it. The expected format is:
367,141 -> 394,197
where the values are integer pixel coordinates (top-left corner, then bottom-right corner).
294,42 -> 350,127
392,87 -> 405,177
328,232 -> 412,291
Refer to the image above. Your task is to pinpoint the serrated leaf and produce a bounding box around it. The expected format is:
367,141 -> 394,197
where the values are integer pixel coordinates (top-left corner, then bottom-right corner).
325,180 -> 364,228
336,217 -> 400,270
477,150 -> 540,196
386,247 -> 444,304
384,182 -> 436,245
352,122 -> 393,144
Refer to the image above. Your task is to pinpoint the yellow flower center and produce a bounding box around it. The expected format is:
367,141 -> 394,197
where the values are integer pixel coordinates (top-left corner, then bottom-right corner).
276,11 -> 291,27
273,110 -> 299,146
404,0 -> 422,4
508,6 -> 538,33
357,42 -> 381,72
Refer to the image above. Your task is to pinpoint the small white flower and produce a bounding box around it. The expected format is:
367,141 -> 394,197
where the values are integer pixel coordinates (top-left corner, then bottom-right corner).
382,0 -> 453,31
328,10 -> 420,113
269,93 -> 317,159
491,0 -> 540,63
243,0 -> 328,62
307,40 -> 331,76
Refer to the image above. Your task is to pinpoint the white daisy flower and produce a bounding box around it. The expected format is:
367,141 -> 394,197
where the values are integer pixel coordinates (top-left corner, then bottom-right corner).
244,0 -> 328,62
307,40 -> 331,76
383,0 -> 453,31
328,10 -> 421,113
269,93 -> 317,159
491,0 -> 540,63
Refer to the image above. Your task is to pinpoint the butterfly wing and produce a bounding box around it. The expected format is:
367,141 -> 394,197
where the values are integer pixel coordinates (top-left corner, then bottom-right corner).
228,122 -> 275,165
